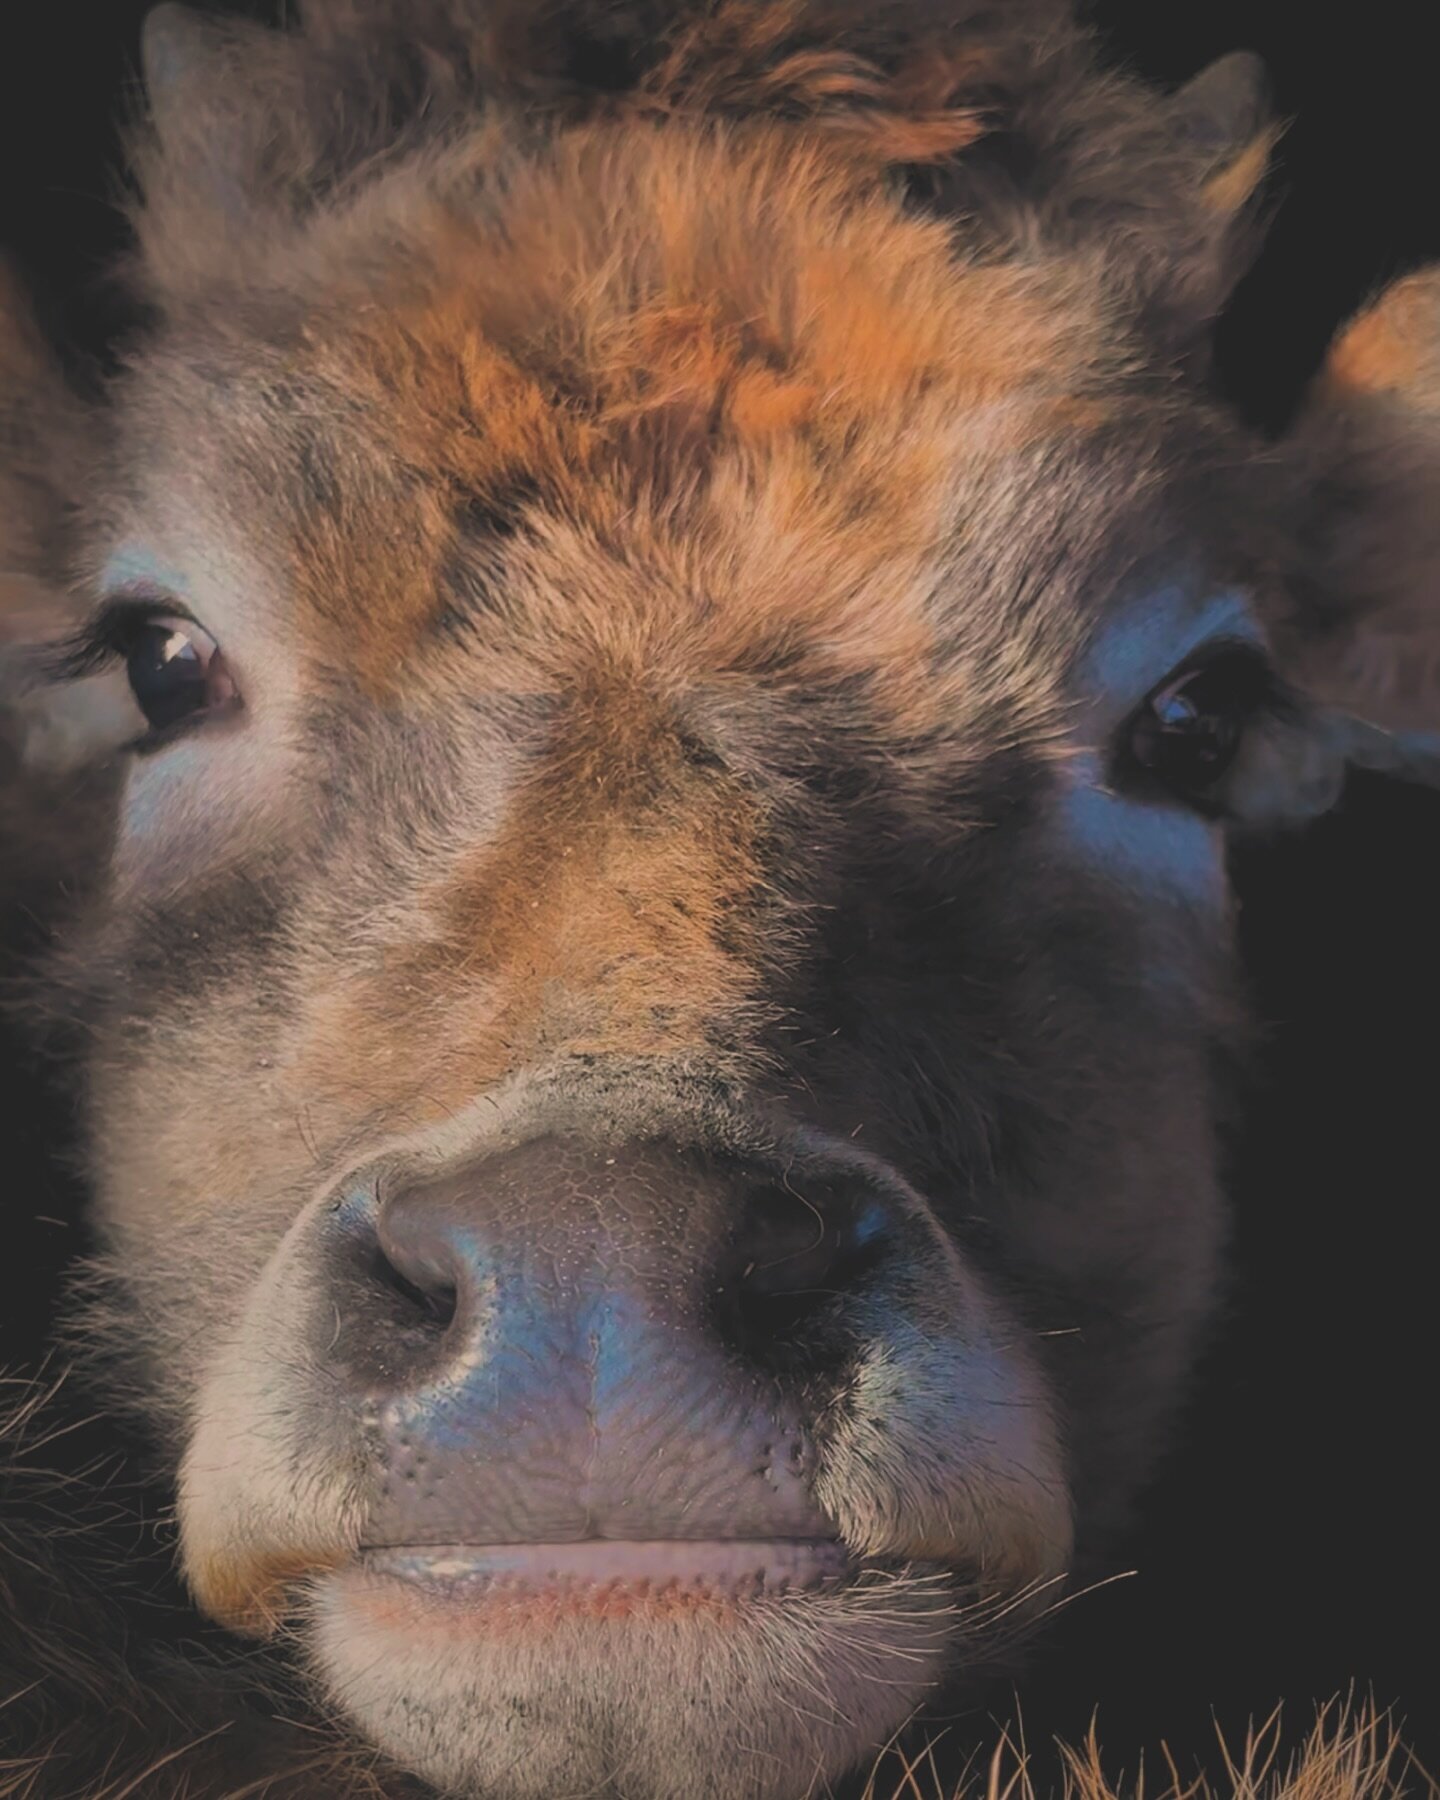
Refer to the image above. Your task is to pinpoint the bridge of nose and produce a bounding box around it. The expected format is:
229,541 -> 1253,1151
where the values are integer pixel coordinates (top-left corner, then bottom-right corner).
367,1141 -> 831,1547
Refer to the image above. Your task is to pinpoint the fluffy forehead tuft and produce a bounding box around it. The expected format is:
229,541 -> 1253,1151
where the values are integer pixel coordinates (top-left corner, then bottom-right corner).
104,0 -> 1283,737
114,122 -> 1219,714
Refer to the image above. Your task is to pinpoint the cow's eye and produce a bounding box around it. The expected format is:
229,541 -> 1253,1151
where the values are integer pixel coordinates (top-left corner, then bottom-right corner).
70,607 -> 242,746
123,615 -> 236,733
1126,647 -> 1273,802
45,601 -> 242,747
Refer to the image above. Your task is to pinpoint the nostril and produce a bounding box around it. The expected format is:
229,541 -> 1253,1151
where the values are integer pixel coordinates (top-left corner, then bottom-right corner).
370,1245 -> 457,1327
712,1173 -> 891,1367
375,1195 -> 460,1329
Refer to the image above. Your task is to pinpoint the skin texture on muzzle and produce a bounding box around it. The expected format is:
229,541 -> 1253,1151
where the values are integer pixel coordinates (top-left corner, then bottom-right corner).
363,1138 -> 844,1549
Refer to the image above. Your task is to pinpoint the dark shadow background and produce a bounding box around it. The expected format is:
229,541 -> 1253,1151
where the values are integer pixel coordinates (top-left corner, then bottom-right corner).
2,0 -> 1436,1785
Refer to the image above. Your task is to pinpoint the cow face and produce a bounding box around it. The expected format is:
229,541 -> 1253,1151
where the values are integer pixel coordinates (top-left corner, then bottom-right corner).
2,5 -> 1437,1796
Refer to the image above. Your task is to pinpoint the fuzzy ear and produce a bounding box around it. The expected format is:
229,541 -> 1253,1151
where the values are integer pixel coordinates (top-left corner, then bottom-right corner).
941,45 -> 1281,367
1160,51 -> 1280,352
137,3 -> 293,229
0,259 -> 81,593
1224,270 -> 1440,829
1282,270 -> 1440,734
140,3 -> 213,113
141,3 -> 246,176
0,263 -> 115,777
1175,52 -> 1274,210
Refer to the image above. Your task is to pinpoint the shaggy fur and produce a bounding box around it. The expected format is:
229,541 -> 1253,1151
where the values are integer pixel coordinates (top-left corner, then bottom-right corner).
3,1 -> 1439,1796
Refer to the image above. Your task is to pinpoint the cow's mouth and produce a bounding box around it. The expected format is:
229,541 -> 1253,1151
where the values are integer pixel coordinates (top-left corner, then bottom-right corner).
314,1539 -> 964,1799
356,1538 -> 854,1615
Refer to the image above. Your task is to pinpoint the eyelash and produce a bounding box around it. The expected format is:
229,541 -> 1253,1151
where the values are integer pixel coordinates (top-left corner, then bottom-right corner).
1162,637 -> 1287,710
43,597 -> 199,684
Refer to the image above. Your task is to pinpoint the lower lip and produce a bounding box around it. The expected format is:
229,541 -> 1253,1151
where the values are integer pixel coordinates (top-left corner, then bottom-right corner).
361,1539 -> 851,1602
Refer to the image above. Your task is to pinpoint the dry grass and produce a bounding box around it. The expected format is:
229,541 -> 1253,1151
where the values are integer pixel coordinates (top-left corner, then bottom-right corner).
3,1703 -> 1429,1800
862,1700 -> 1436,1800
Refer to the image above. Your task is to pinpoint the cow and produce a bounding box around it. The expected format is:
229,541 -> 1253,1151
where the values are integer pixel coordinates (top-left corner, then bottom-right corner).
1,2 -> 1437,1796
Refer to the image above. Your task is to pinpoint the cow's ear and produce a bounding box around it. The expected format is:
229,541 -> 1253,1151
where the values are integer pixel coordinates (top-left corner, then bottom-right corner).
1132,50 -> 1281,370
0,261 -> 113,778
1280,269 -> 1440,734
1226,271 -> 1440,827
140,4 -> 275,197
0,259 -> 81,595
132,2 -> 307,287
1170,52 -> 1279,313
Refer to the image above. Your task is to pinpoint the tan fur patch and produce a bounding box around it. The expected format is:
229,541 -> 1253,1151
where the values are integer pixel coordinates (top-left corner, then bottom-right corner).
1198,127 -> 1278,219
189,1544 -> 347,1639
1324,272 -> 1440,399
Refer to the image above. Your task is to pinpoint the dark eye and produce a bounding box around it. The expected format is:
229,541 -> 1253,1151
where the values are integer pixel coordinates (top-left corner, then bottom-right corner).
1127,648 -> 1272,801
123,615 -> 238,735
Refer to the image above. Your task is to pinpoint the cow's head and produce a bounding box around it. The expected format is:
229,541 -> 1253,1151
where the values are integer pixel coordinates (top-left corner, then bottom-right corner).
2,3 -> 1437,1796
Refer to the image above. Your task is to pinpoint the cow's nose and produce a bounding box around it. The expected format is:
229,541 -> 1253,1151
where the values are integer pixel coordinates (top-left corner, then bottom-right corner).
359,1137 -> 904,1548
376,1138 -> 896,1363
